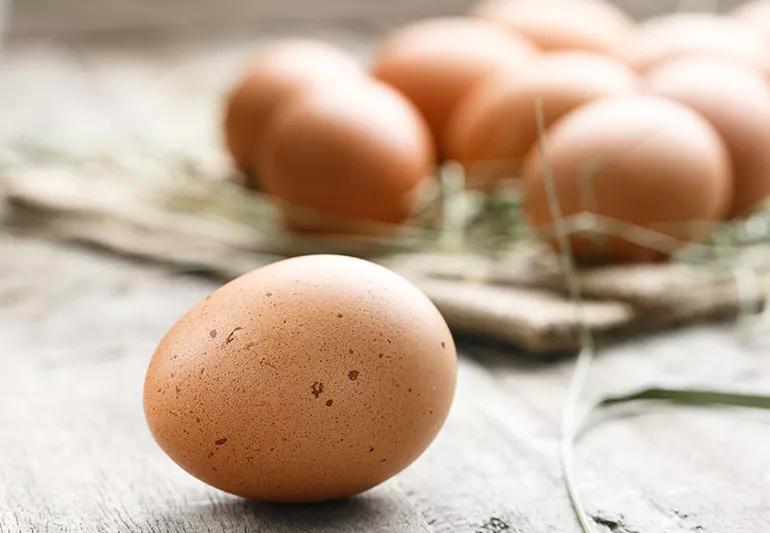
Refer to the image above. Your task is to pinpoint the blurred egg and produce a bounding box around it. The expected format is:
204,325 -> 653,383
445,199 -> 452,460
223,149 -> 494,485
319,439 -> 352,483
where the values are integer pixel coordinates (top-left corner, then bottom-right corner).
523,96 -> 732,262
258,79 -> 434,231
223,40 -> 361,182
733,0 -> 770,45
445,52 -> 637,187
623,13 -> 768,75
645,57 -> 770,217
472,0 -> 632,54
372,17 -> 537,152
144,255 -> 457,503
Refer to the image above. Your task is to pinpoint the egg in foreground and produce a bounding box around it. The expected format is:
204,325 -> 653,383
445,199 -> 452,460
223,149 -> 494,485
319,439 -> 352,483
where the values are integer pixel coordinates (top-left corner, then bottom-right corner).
372,17 -> 537,152
258,79 -> 434,231
223,40 -> 361,181
445,52 -> 637,187
144,255 -> 457,502
524,96 -> 732,262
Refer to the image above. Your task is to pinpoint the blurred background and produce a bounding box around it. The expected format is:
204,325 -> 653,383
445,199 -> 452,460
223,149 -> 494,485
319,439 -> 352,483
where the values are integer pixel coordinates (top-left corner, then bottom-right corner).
5,0 -> 745,37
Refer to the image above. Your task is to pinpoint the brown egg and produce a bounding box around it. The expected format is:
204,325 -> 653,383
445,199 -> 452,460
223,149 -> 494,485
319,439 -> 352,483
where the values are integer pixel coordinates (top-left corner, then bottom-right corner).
371,17 -> 537,153
523,96 -> 732,262
258,79 -> 434,231
223,40 -> 361,181
644,57 -> 770,217
472,0 -> 632,54
622,13 -> 768,75
445,52 -> 637,187
733,0 -> 770,46
144,255 -> 457,503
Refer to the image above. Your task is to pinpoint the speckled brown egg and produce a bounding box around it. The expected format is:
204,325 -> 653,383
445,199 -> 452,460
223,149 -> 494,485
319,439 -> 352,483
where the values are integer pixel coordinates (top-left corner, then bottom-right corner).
472,0 -> 632,54
223,40 -> 361,182
644,57 -> 770,217
445,52 -> 637,187
143,255 -> 457,503
371,17 -> 537,153
523,96 -> 732,262
622,13 -> 768,75
258,79 -> 435,231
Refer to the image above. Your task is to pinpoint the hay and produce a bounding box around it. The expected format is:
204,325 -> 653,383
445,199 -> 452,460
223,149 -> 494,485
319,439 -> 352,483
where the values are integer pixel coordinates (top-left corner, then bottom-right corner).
3,145 -> 769,352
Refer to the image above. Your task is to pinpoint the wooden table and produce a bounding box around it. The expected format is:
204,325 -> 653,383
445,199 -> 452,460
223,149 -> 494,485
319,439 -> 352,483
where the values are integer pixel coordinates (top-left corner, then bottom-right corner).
2,6 -> 770,531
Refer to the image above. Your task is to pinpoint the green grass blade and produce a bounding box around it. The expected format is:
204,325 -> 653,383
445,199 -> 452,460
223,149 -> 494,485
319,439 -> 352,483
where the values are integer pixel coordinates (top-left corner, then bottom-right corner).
533,99 -> 597,533
597,388 -> 770,410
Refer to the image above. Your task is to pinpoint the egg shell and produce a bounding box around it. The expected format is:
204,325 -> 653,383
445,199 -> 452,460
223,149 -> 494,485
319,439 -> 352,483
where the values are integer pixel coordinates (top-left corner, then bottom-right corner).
372,17 -> 537,153
733,0 -> 770,46
223,40 -> 361,181
472,0 -> 632,54
644,57 -> 770,218
523,96 -> 732,262
622,13 -> 769,76
257,79 -> 434,231
143,255 -> 457,503
445,52 -> 637,187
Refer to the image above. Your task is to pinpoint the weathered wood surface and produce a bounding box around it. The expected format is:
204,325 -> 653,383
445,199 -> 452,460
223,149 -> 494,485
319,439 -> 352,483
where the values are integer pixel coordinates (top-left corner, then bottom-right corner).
2,10 -> 770,533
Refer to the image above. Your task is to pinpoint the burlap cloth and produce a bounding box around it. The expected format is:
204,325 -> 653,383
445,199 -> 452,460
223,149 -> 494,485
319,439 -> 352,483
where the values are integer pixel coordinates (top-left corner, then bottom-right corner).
3,160 -> 768,353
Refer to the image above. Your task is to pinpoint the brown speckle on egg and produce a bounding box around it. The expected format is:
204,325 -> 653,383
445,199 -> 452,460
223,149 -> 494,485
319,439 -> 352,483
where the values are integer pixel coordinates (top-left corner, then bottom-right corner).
224,327 -> 242,344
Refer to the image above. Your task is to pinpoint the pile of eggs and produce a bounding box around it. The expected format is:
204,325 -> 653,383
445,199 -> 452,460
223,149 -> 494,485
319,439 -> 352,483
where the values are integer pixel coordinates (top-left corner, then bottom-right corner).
224,0 -> 770,261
